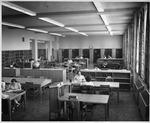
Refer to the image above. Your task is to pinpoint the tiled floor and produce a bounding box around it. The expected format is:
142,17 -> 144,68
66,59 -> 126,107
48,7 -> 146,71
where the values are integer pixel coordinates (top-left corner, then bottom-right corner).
2,86 -> 143,121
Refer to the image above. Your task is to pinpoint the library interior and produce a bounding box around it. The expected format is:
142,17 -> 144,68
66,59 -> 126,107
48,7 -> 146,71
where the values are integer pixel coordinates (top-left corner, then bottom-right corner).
1,0 -> 150,121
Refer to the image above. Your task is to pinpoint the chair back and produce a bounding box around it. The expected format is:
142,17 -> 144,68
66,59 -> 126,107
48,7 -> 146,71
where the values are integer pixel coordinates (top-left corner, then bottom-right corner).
81,85 -> 94,94
99,85 -> 111,95
67,96 -> 80,120
40,76 -> 47,79
25,82 -> 34,90
105,77 -> 114,82
72,84 -> 81,93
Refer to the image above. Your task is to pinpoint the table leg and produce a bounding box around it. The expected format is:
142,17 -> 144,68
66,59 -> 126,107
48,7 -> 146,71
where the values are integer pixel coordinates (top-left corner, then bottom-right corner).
40,87 -> 42,103
24,92 -> 26,111
117,88 -> 119,103
105,104 -> 107,121
8,99 -> 11,121
64,101 -> 67,117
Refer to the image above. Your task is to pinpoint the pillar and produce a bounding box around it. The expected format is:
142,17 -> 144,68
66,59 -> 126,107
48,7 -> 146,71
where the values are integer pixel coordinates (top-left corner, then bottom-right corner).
31,39 -> 38,61
46,41 -> 52,61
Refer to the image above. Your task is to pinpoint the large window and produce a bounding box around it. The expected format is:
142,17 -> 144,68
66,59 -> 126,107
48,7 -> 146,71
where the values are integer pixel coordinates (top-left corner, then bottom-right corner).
136,14 -> 140,74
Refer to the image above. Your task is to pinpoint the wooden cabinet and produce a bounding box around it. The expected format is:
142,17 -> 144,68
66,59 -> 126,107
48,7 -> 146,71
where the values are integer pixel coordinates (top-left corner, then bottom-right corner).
20,68 -> 66,83
2,68 -> 20,77
49,82 -> 65,120
81,69 -> 131,90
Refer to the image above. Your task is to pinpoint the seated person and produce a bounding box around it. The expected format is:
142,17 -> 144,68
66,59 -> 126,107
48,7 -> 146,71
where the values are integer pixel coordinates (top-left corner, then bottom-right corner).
68,59 -> 73,64
2,80 -> 6,92
81,76 -> 94,94
102,60 -> 108,68
108,55 -> 112,59
74,71 -> 86,82
84,76 -> 94,86
8,78 -> 22,106
102,55 -> 106,59
10,62 -> 17,68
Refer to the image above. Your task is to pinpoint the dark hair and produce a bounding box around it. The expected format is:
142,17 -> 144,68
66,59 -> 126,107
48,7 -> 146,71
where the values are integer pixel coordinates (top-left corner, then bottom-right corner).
85,76 -> 91,82
11,78 -> 18,82
76,70 -> 81,75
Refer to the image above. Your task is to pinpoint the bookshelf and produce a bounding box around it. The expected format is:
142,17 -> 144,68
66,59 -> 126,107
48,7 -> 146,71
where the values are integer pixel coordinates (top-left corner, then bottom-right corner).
2,50 -> 32,67
81,69 -> 131,90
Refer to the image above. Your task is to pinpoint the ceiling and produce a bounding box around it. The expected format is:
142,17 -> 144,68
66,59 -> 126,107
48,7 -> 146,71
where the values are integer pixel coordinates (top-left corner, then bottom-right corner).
2,1 -> 144,37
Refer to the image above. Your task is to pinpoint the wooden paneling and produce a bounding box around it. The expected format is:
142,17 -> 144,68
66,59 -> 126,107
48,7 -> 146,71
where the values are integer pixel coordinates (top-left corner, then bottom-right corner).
2,68 -> 20,77
20,68 -> 66,83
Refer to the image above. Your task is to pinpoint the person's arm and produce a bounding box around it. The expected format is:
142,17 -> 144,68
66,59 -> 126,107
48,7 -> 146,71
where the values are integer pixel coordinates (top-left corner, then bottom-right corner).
17,83 -> 22,90
81,75 -> 86,82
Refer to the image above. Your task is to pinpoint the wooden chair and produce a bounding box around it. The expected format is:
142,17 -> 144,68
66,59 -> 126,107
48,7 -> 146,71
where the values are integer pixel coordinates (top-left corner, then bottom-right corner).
27,76 -> 35,78
25,82 -> 40,100
40,76 -> 48,92
81,85 -> 94,94
105,76 -> 114,82
67,96 -> 87,121
71,84 -> 81,93
99,85 -> 111,95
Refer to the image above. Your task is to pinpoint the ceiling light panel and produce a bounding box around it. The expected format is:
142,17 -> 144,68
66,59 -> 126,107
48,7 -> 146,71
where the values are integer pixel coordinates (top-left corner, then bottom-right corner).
100,15 -> 109,25
2,1 -> 36,16
39,17 -> 65,27
65,27 -> 78,32
93,0 -> 104,12
78,32 -> 88,36
2,22 -> 25,29
27,28 -> 48,33
49,33 -> 62,36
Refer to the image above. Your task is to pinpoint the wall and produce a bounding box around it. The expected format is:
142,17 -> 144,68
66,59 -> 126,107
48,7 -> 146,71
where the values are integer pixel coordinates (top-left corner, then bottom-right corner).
59,35 -> 123,49
2,26 -> 55,51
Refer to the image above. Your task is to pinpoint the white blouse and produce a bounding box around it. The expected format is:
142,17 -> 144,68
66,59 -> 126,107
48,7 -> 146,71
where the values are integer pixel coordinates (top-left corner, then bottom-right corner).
74,75 -> 86,82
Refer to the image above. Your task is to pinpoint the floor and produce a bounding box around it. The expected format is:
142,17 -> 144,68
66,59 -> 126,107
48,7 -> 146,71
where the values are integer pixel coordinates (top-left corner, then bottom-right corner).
1,64 -> 145,121
2,86 -> 143,121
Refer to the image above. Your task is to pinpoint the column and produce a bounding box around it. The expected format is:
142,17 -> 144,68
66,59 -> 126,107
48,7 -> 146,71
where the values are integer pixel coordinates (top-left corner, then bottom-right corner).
31,39 -> 38,61
46,41 -> 52,61
89,48 -> 93,64
112,49 -> 116,58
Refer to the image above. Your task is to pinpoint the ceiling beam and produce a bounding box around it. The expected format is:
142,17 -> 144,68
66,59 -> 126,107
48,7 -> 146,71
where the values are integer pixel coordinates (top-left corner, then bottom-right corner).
26,23 -> 129,29
2,8 -> 136,19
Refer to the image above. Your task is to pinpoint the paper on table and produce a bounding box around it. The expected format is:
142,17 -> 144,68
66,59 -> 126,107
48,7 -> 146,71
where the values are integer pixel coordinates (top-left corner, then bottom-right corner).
6,90 -> 14,92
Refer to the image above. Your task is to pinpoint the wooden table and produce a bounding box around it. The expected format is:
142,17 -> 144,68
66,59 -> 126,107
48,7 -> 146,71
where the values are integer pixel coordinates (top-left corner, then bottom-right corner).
65,81 -> 120,103
58,93 -> 109,121
2,91 -> 26,121
2,77 -> 52,101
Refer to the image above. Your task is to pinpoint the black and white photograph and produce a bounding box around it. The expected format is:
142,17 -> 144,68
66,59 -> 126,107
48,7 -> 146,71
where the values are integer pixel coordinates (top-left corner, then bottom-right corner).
1,0 -> 150,121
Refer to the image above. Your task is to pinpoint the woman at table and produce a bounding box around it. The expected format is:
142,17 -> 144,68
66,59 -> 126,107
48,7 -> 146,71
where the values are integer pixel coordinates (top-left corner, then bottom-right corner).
74,70 -> 86,82
8,78 -> 22,106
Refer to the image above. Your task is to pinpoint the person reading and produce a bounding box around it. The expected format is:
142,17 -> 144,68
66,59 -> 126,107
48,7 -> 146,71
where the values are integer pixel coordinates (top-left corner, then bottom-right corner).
74,71 -> 86,82
8,78 -> 22,106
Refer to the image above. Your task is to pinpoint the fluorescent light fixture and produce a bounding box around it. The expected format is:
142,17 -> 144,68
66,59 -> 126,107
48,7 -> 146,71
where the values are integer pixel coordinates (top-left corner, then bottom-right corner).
2,22 -> 25,28
106,26 -> 113,35
39,17 -> 65,27
2,1 -> 36,16
49,33 -> 62,36
65,27 -> 78,32
93,0 -> 104,12
109,32 -> 113,35
27,28 -> 48,33
78,32 -> 88,36
101,15 -> 109,26
107,26 -> 111,32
